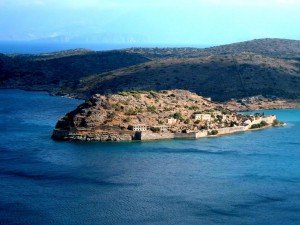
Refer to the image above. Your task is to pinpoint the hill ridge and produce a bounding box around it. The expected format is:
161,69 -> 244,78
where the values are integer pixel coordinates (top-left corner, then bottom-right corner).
1,38 -> 299,102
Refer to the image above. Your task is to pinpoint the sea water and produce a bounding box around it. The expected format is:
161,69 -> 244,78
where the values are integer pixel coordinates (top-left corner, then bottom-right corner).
0,89 -> 299,225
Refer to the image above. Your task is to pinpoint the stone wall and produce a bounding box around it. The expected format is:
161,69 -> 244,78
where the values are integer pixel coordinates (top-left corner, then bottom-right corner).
136,131 -> 174,140
174,132 -> 197,139
215,126 -> 248,135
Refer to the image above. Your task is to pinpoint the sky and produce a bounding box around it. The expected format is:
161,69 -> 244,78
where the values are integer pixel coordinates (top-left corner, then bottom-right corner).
0,0 -> 299,46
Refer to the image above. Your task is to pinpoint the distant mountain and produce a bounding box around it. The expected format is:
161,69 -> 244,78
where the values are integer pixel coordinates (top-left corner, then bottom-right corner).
203,38 -> 300,59
32,33 -> 149,45
125,38 -> 300,59
0,38 -> 299,101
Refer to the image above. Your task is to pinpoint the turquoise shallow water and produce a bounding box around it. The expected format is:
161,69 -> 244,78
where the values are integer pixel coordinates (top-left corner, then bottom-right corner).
0,89 -> 299,225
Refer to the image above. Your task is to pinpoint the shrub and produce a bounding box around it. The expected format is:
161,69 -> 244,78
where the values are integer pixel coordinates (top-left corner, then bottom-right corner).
230,121 -> 238,127
260,121 -> 268,126
184,119 -> 190,124
173,112 -> 183,121
139,108 -> 144,113
107,112 -> 116,119
221,109 -> 230,115
188,105 -> 199,110
125,108 -> 138,115
208,130 -> 218,135
149,90 -> 158,98
147,105 -> 157,113
199,124 -> 208,130
250,124 -> 260,129
250,121 -> 268,129
150,127 -> 161,133
123,117 -> 131,123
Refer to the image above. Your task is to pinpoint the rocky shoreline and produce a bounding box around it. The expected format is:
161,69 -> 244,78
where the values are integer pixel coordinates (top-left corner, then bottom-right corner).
51,90 -> 281,142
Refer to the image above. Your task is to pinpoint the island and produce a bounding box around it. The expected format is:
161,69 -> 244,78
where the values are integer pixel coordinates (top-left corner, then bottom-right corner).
52,90 -> 280,142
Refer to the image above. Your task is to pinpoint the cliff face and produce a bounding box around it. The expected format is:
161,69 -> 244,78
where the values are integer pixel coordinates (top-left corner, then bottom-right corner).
52,90 -> 277,142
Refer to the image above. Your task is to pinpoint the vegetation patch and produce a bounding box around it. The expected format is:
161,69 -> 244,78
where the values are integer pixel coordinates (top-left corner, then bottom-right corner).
250,121 -> 268,129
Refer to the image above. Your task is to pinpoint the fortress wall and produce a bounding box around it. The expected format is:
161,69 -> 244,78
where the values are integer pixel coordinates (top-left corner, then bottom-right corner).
137,131 -> 174,140
216,126 -> 248,135
174,132 -> 197,139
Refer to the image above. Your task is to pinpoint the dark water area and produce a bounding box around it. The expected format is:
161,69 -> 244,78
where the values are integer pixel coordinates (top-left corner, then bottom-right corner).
0,89 -> 299,225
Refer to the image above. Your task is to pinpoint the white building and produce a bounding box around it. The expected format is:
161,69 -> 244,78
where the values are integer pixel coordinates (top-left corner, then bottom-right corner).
194,114 -> 211,122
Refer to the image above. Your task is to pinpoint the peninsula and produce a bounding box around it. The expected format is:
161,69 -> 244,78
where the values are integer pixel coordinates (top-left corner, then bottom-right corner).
52,90 -> 279,142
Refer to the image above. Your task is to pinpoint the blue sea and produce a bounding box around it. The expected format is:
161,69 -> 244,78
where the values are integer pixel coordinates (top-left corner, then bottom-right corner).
0,89 -> 299,225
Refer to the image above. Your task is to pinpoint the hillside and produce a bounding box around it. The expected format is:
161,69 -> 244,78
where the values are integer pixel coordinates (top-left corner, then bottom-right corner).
75,53 -> 300,101
0,38 -> 299,101
0,50 -> 150,93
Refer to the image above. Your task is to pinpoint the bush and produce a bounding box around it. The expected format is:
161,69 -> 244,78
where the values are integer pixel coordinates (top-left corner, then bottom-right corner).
123,117 -> 131,123
208,130 -> 218,135
125,108 -> 138,115
150,127 -> 160,133
173,112 -> 183,121
149,91 -> 158,98
250,121 -> 268,129
188,105 -> 199,110
147,105 -> 157,113
221,109 -> 230,115
230,121 -> 238,127
107,112 -> 116,119
260,121 -> 268,126
184,119 -> 190,124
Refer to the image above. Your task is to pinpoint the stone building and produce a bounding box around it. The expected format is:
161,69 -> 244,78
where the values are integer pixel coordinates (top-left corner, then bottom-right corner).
128,124 -> 148,131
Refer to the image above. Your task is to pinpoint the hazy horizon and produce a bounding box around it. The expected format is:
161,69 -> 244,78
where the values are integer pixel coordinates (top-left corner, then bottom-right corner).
1,37 -> 299,54
1,0 -> 300,48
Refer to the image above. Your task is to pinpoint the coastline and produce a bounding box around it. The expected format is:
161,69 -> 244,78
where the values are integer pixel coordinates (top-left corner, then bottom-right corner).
52,123 -> 280,142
